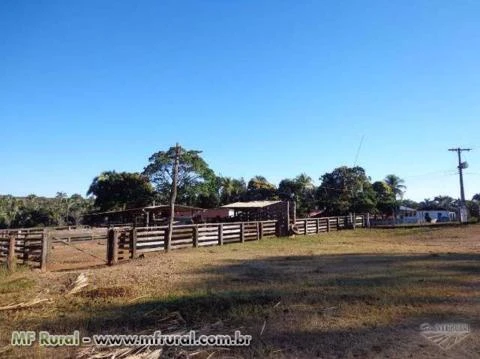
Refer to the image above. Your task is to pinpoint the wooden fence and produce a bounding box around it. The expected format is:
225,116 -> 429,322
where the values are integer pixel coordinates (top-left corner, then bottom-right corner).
0,228 -> 47,271
0,214 -> 369,270
107,215 -> 368,265
294,215 -> 366,235
107,220 -> 278,265
49,229 -> 108,243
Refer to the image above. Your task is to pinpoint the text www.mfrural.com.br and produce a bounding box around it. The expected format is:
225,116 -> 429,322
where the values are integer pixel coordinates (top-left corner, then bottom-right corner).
11,330 -> 252,347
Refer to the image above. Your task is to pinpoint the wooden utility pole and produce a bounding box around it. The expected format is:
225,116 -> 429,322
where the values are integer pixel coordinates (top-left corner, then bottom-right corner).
448,148 -> 471,223
166,143 -> 181,252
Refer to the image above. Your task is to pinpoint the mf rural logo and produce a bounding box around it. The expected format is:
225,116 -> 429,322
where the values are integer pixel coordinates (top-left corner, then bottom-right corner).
420,323 -> 471,350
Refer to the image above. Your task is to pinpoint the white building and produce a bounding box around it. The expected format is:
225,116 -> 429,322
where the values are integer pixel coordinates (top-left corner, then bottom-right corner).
398,206 -> 456,224
416,210 -> 456,223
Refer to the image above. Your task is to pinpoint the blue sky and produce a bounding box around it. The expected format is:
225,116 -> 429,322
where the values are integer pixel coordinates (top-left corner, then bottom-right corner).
1,0 -> 479,201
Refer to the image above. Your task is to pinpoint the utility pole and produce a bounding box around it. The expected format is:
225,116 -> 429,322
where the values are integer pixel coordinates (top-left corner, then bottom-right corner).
166,143 -> 181,252
448,147 -> 471,223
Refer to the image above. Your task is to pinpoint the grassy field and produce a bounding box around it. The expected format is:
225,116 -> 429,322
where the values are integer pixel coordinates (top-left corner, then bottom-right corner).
1,225 -> 480,358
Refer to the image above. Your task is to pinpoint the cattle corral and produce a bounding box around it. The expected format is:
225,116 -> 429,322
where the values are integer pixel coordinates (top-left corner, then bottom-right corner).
1,224 -> 479,359
0,214 -> 368,272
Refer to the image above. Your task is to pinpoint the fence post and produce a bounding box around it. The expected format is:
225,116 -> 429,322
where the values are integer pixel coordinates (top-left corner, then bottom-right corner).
107,229 -> 112,265
20,232 -> 28,264
130,228 -> 137,259
304,220 -> 308,235
259,222 -> 263,239
240,223 -> 245,243
40,230 -> 49,272
316,219 -> 319,233
326,218 -> 330,232
164,228 -> 169,251
193,226 -> 199,247
336,217 -> 340,230
218,224 -> 223,246
7,235 -> 16,272
107,229 -> 118,266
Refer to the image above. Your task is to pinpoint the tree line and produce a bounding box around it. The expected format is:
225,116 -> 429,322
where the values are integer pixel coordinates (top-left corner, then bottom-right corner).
0,193 -> 93,229
1,145 -> 478,228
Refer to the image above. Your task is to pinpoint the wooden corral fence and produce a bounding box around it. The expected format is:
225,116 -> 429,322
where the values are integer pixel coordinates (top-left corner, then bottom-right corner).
107,220 -> 278,265
294,214 -> 367,235
49,229 -> 108,243
0,228 -> 48,271
1,214 -> 369,270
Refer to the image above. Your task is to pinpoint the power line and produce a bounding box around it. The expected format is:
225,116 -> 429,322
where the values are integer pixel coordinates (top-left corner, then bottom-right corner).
353,135 -> 365,167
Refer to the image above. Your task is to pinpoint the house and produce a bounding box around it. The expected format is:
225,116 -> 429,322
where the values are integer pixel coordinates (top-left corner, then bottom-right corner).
398,206 -> 418,224
197,207 -> 234,222
397,206 -> 456,224
416,210 -> 456,223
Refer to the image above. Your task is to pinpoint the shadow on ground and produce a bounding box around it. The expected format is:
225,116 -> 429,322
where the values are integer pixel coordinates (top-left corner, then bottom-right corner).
9,252 -> 480,358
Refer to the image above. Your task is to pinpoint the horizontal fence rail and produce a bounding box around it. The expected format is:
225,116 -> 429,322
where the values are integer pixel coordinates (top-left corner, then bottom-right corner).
107,220 -> 279,264
294,215 -> 366,235
0,229 -> 47,270
1,214 -> 369,270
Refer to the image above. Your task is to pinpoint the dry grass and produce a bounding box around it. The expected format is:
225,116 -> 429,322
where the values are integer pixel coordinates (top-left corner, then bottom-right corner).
1,225 -> 480,358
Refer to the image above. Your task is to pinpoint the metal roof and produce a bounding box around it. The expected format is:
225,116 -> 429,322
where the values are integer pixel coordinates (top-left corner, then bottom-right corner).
88,204 -> 204,216
399,206 -> 416,211
221,200 -> 282,209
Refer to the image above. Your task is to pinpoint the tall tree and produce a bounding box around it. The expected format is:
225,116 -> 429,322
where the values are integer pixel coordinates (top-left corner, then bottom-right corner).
246,176 -> 277,201
219,177 -> 247,204
67,194 -> 93,225
278,174 -> 316,217
433,195 -> 457,211
384,174 -> 406,199
418,196 -> 458,211
143,145 -> 216,206
87,171 -> 155,211
317,166 -> 375,215
372,181 -> 395,216
398,199 -> 419,209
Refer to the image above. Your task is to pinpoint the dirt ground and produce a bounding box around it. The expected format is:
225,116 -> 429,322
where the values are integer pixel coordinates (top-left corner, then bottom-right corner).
1,225 -> 480,358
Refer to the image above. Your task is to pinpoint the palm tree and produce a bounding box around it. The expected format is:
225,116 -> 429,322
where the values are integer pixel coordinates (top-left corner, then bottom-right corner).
419,198 -> 435,210
384,174 -> 406,199
219,177 -> 247,204
295,173 -> 314,189
219,177 -> 235,203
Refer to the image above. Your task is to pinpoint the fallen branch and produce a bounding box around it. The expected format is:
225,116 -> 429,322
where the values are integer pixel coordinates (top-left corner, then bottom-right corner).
0,298 -> 51,311
66,273 -> 89,296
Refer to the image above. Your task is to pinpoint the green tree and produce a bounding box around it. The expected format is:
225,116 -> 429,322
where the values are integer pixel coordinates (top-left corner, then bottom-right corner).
143,146 -> 216,206
67,194 -> 94,225
466,200 -> 479,219
418,196 -> 457,211
246,176 -> 277,201
433,195 -> 457,211
219,177 -> 247,204
317,166 -> 375,215
398,199 -> 419,209
384,174 -> 406,199
87,171 -> 155,211
372,181 -> 395,216
0,195 -> 20,228
278,173 -> 316,217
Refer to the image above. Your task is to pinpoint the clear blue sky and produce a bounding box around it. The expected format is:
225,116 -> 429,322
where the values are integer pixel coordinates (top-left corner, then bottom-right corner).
1,0 -> 479,201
